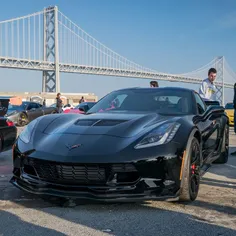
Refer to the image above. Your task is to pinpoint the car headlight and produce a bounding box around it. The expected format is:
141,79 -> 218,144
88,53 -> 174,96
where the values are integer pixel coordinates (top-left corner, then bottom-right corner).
134,122 -> 181,149
19,119 -> 39,143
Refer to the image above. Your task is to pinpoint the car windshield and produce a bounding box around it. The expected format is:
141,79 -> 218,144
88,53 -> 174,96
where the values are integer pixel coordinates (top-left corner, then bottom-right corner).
8,103 -> 28,110
88,89 -> 193,115
225,103 -> 234,109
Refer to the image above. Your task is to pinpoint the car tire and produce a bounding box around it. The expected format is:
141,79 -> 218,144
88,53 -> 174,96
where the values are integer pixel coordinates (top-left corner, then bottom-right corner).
179,137 -> 201,202
214,124 -> 229,164
18,113 -> 29,127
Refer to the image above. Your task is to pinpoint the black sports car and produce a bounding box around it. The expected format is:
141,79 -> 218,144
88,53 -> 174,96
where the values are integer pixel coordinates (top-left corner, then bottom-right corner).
11,87 -> 229,202
0,97 -> 17,152
5,101 -> 58,127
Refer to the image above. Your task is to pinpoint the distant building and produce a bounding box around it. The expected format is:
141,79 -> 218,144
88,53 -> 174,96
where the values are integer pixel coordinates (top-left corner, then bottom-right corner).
0,92 -> 98,106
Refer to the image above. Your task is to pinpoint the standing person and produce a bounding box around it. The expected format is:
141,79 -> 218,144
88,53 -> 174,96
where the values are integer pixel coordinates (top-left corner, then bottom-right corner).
56,93 -> 63,113
199,68 -> 217,101
231,83 -> 236,155
79,96 -> 85,104
150,81 -> 159,87
233,83 -> 236,134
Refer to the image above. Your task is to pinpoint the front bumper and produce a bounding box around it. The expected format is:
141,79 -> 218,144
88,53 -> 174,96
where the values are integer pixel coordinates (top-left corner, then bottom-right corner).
11,143 -> 183,202
10,175 -> 180,202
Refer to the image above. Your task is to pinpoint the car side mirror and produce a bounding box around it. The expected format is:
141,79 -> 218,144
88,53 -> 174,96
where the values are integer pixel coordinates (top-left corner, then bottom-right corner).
79,105 -> 89,112
79,107 -> 85,112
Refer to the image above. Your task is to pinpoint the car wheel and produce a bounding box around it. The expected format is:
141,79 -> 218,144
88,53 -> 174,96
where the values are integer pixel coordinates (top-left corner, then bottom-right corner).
18,113 -> 28,127
179,137 -> 201,202
214,124 -> 229,164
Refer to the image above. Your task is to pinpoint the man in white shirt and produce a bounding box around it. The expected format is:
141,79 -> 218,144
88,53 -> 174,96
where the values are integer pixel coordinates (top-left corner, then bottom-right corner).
199,68 -> 217,101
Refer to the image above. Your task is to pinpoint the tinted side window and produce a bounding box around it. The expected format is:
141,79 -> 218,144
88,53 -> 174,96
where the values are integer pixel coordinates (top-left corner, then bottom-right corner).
194,93 -> 206,114
27,103 -> 38,110
27,104 -> 33,110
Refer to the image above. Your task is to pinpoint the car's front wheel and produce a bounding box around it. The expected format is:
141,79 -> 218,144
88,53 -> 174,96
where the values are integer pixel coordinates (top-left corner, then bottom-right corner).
17,113 -> 28,127
179,137 -> 201,202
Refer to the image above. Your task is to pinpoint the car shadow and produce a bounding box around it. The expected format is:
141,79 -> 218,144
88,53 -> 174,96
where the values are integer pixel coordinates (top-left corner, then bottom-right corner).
1,199 -> 236,236
201,177 -> 236,190
203,146 -> 236,180
185,199 -> 236,216
0,210 -> 66,236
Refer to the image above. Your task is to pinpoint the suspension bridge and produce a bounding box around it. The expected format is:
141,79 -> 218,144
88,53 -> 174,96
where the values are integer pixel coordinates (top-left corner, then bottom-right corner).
0,6 -> 235,105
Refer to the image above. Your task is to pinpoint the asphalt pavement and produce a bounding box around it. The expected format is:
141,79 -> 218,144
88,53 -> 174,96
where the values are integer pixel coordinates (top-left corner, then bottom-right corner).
0,127 -> 235,236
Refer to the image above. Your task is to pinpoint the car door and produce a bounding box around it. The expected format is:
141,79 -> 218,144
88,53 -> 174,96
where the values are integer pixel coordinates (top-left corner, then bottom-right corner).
193,93 -> 221,162
26,103 -> 43,121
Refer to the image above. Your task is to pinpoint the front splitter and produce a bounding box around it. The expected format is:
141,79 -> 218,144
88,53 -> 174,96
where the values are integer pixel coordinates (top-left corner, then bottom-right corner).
10,176 -> 180,203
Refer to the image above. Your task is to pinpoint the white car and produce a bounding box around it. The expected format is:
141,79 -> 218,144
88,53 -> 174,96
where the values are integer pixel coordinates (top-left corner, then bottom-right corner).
49,103 -> 74,111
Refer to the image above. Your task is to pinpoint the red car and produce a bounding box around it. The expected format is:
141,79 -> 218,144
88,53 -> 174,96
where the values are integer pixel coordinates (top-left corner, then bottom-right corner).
63,102 -> 96,114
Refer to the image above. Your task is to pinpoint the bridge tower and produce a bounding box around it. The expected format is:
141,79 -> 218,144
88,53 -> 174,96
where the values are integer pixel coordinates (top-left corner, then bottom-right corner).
42,6 -> 60,93
214,56 -> 224,106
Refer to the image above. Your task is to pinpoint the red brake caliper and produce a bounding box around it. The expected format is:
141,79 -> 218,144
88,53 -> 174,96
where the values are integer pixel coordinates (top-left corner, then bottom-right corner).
191,164 -> 196,174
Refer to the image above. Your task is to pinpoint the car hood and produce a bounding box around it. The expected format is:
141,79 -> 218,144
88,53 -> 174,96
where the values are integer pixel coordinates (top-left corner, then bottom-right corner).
43,112 -> 181,138
0,98 -> 10,116
6,108 -> 20,116
19,112 -> 183,159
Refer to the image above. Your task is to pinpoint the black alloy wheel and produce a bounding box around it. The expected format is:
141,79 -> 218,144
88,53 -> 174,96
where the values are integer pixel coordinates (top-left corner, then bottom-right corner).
179,137 -> 201,202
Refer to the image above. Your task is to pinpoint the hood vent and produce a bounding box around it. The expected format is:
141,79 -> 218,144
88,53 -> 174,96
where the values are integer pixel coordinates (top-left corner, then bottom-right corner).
75,119 -> 127,127
75,119 -> 98,126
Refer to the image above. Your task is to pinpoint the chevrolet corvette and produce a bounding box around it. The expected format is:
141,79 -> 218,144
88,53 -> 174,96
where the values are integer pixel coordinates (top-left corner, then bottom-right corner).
11,87 -> 229,202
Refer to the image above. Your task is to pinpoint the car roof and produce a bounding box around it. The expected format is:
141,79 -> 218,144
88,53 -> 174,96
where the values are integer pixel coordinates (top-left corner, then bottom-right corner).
114,87 -> 195,93
0,96 -> 12,99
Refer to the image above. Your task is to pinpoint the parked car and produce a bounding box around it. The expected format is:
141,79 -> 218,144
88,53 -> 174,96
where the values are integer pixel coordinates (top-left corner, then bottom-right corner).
224,102 -> 234,126
0,97 -> 17,152
11,87 -> 229,202
63,102 -> 96,114
5,101 -> 58,126
50,103 -> 74,112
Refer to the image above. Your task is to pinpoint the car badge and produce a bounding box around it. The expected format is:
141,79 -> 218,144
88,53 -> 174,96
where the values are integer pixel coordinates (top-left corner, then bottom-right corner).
66,143 -> 82,150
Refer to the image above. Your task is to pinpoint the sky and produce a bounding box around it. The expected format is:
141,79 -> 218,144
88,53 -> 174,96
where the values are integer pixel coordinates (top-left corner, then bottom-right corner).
0,0 -> 235,103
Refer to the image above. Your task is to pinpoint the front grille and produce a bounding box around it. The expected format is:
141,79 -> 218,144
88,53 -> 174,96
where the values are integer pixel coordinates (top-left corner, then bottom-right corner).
22,158 -> 138,186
